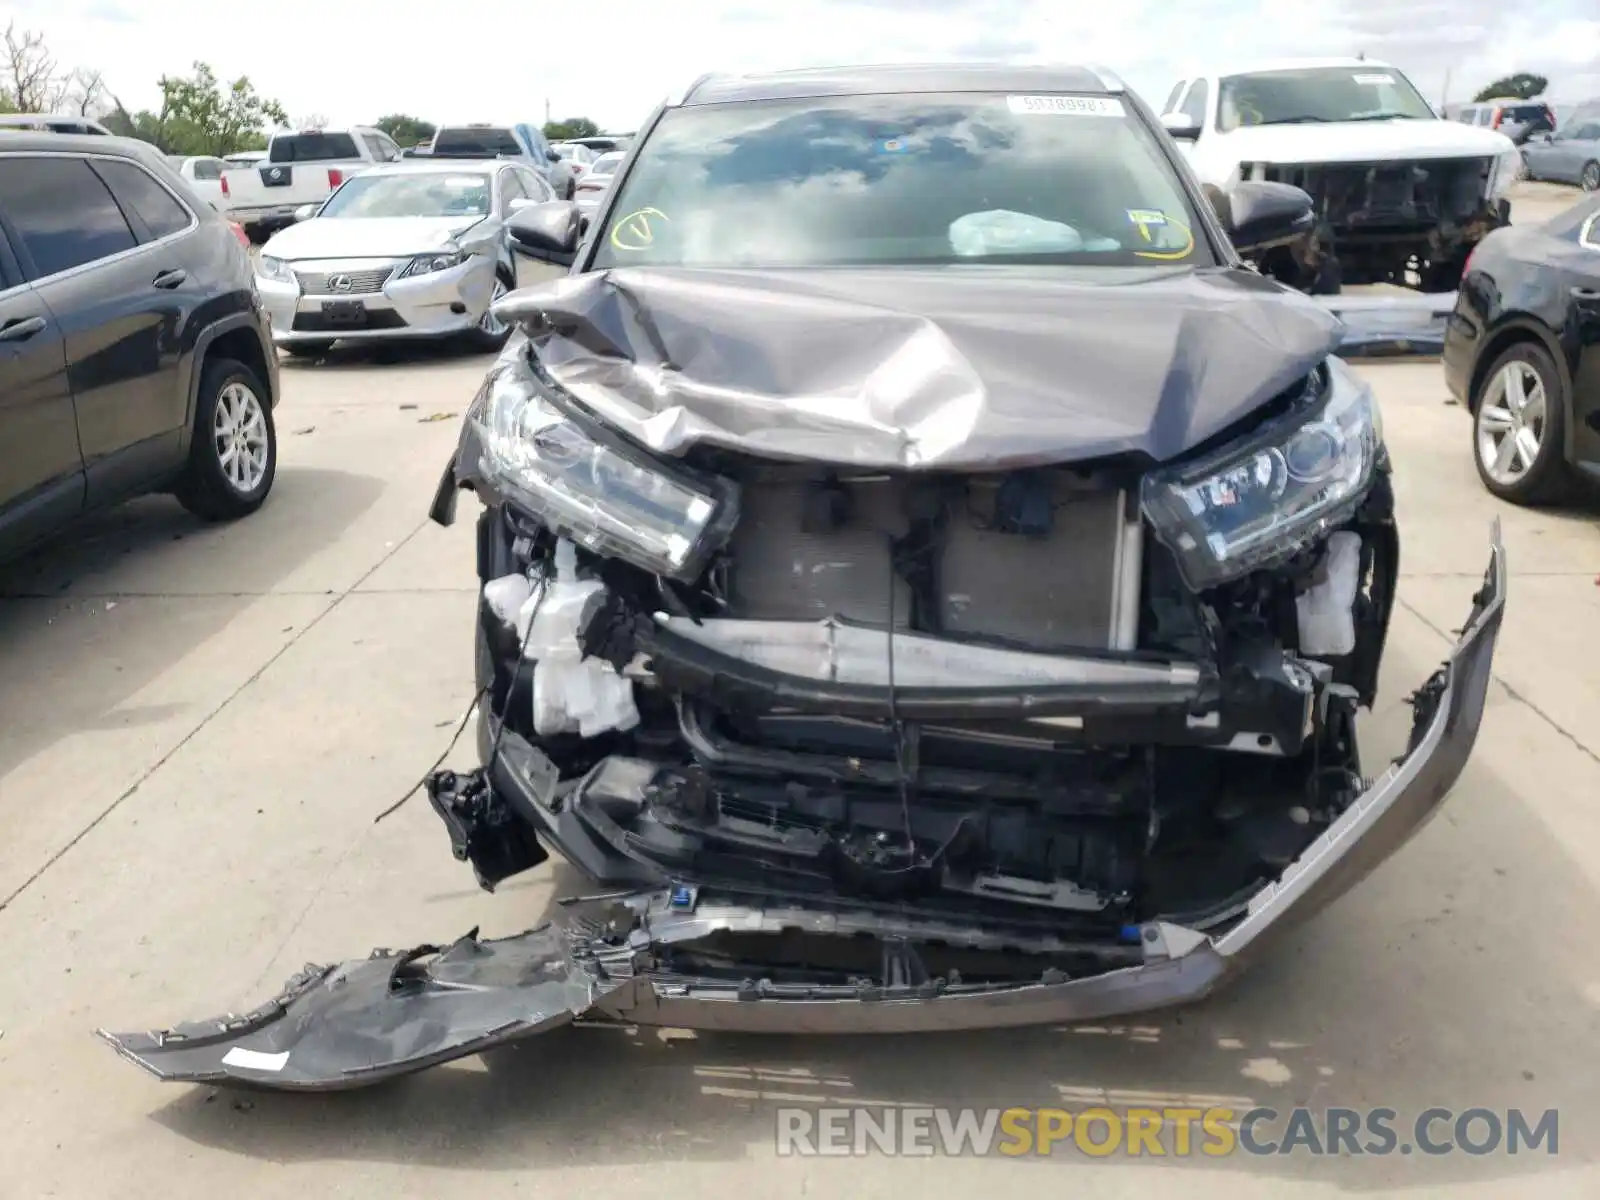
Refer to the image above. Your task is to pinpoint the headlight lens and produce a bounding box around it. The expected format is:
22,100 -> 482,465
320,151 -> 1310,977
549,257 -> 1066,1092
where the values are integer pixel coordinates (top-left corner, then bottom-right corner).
1488,147 -> 1523,199
257,255 -> 294,284
1140,363 -> 1381,590
401,248 -> 466,278
469,354 -> 735,579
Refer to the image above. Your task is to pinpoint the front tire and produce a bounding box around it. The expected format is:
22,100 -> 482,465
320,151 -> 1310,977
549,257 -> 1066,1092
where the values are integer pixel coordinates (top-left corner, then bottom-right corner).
465,271 -> 515,352
1471,341 -> 1576,506
1582,161 -> 1599,192
176,357 -> 278,521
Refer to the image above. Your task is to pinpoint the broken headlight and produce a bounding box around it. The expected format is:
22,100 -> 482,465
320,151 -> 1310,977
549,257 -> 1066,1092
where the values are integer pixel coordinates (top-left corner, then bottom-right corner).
1141,362 -> 1380,590
468,354 -> 735,580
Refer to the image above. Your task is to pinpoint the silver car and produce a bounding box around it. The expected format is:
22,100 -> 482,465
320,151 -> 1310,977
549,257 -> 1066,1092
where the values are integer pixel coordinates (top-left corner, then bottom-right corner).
574,149 -> 626,219
1521,118 -> 1600,190
255,159 -> 554,355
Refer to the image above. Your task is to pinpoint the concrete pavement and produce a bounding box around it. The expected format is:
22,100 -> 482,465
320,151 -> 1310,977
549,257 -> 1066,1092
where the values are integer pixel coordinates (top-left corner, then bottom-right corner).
2,195 -> 1598,1197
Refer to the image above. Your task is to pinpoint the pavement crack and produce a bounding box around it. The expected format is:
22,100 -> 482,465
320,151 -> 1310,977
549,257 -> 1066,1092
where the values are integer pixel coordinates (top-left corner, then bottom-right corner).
1396,596 -> 1600,770
0,519 -> 433,915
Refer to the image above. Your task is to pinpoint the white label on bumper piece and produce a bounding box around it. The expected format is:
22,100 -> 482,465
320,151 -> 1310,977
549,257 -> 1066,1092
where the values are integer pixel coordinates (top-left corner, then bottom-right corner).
221,1047 -> 289,1072
1007,95 -> 1125,117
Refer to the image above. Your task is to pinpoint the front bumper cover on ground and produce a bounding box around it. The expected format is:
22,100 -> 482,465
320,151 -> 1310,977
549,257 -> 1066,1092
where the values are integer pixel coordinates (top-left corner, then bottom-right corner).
99,530 -> 1505,1092
1321,291 -> 1460,359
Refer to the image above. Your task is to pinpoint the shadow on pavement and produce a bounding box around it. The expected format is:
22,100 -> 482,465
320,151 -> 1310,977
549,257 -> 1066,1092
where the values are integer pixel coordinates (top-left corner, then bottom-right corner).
0,467 -> 385,784
142,631 -> 1597,1191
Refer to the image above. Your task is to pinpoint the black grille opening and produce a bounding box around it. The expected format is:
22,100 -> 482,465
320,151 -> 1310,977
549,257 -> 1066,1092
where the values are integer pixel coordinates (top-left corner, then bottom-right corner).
291,308 -> 408,333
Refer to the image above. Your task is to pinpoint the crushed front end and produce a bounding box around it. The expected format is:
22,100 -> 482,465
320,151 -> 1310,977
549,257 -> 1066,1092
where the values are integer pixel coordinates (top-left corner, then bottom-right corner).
101,271 -> 1506,1090
1242,156 -> 1513,293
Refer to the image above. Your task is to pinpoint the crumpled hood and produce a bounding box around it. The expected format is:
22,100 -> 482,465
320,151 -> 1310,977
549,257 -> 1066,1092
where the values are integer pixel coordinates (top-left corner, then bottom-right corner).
494,265 -> 1344,470
264,215 -> 483,260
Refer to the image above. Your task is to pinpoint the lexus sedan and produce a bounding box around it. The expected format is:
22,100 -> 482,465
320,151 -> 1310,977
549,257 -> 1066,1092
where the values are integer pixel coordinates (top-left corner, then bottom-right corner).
253,159 -> 540,355
104,63 -> 1505,1091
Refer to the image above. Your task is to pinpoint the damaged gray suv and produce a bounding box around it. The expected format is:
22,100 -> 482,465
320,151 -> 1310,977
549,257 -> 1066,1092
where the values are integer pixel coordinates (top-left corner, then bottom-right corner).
104,64 -> 1506,1091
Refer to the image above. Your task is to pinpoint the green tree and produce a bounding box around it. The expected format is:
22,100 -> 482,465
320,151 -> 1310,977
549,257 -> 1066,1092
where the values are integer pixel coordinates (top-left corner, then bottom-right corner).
375,113 -> 436,146
1473,73 -> 1549,103
544,116 -> 600,141
134,62 -> 288,156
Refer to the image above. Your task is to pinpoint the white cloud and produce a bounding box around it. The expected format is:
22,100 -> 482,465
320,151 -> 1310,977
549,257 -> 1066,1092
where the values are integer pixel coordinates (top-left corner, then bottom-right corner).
2,0 -> 1595,130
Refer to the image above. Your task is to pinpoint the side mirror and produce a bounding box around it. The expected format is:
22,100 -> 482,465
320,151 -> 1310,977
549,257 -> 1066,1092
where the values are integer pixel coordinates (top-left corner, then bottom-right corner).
1214,181 -> 1315,254
546,149 -> 561,163
507,199 -> 581,264
294,203 -> 320,222
506,196 -> 538,214
1161,112 -> 1201,141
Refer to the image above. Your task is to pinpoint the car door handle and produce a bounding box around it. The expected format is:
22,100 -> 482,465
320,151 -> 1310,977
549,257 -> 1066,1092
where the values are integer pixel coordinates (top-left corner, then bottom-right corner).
152,268 -> 187,290
0,315 -> 46,343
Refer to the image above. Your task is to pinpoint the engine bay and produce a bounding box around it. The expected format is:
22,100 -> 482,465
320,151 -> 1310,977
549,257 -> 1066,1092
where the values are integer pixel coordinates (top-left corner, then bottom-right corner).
445,445 -> 1399,944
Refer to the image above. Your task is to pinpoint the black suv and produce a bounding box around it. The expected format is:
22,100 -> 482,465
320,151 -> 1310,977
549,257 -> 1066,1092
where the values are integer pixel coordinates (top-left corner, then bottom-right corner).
0,134 -> 279,562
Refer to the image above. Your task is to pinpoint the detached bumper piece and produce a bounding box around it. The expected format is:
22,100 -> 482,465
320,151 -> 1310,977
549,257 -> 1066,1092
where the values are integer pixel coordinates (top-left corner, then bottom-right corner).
101,532 -> 1505,1091
1319,292 -> 1459,359
98,923 -> 639,1091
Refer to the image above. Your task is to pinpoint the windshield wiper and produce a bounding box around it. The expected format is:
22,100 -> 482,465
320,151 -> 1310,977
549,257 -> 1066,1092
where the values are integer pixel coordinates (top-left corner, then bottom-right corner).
1254,116 -> 1332,125
1341,112 -> 1421,122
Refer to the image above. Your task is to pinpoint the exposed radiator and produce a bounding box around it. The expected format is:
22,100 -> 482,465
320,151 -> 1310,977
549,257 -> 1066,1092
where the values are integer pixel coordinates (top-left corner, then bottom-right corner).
723,475 -> 1136,652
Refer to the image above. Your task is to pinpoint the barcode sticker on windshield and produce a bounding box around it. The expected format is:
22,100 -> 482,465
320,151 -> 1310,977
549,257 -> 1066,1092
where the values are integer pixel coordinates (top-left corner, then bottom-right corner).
1007,95 -> 1126,117
1352,73 -> 1395,85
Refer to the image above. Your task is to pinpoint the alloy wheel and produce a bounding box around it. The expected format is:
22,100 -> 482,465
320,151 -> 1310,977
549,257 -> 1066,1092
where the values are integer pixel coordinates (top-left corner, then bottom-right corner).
213,381 -> 270,493
1582,162 -> 1599,192
479,278 -> 510,336
1476,360 -> 1547,485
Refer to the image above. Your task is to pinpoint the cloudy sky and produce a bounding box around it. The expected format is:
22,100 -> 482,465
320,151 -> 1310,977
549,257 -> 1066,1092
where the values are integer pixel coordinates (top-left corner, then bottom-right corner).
5,0 -> 1596,131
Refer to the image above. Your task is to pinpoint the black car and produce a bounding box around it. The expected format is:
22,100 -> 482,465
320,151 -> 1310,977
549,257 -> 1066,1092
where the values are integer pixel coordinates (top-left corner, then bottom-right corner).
1443,194 -> 1600,504
0,134 -> 279,563
104,64 -> 1505,1091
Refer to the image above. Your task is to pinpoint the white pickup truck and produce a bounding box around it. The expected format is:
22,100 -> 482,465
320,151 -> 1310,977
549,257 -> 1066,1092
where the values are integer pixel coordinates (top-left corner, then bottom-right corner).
1159,57 -> 1522,293
221,126 -> 404,242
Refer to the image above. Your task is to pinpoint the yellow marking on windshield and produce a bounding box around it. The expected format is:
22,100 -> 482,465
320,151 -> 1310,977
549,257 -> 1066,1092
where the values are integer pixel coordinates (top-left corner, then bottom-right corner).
611,207 -> 669,251
1133,215 -> 1195,261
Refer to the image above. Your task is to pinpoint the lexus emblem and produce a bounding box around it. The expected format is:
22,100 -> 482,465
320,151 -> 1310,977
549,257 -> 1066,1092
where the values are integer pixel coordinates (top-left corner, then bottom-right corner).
329,274 -> 353,292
